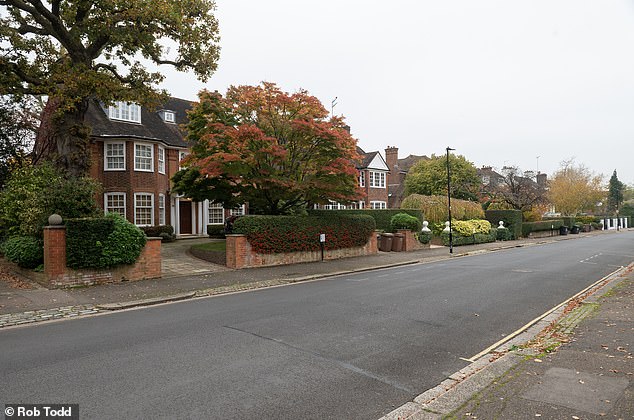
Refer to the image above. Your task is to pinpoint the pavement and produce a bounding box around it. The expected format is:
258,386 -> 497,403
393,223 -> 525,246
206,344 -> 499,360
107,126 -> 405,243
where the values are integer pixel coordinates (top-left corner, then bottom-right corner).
0,228 -> 632,419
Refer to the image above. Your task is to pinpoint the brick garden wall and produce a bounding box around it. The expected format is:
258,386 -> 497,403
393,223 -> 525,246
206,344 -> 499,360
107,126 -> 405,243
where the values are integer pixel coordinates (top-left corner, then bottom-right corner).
43,226 -> 162,288
226,233 -> 378,269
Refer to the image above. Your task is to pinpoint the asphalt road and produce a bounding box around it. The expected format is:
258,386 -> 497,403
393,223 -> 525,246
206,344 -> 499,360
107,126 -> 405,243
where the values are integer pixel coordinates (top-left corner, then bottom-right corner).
1,232 -> 633,419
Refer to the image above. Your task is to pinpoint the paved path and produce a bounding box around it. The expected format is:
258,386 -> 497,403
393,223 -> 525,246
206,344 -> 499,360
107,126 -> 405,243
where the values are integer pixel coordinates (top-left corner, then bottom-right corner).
160,238 -> 229,277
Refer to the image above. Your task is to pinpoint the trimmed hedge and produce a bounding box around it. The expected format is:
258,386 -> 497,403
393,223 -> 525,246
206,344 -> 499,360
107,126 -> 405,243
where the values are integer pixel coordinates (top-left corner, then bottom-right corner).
233,214 -> 376,254
308,209 -> 422,232
391,213 -> 422,232
2,236 -> 43,268
485,210 -> 523,240
207,225 -> 226,238
545,216 -> 575,228
418,231 -> 432,244
66,218 -> 115,269
496,227 -> 511,241
522,220 -> 564,237
66,214 -> 146,269
441,228 -> 497,246
140,225 -> 176,242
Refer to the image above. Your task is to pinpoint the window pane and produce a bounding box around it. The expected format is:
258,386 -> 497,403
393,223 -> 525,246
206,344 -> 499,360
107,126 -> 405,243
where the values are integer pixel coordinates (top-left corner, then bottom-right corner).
208,202 -> 224,224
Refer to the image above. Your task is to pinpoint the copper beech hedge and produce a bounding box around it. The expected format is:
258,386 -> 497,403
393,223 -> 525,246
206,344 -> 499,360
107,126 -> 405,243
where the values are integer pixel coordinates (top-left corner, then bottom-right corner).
232,214 -> 376,254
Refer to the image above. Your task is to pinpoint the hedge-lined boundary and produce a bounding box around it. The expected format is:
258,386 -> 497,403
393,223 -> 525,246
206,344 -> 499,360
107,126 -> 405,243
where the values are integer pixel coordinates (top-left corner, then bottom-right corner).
485,209 -> 522,239
66,214 -> 146,269
544,216 -> 575,228
308,209 -> 422,232
441,228 -> 497,246
522,220 -> 564,237
233,214 -> 376,254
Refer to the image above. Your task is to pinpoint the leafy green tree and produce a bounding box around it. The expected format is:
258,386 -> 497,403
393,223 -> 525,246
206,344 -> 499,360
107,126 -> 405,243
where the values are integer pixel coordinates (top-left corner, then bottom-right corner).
0,96 -> 40,188
172,84 -> 362,215
404,153 -> 480,201
0,162 -> 100,238
0,0 -> 220,176
607,170 -> 624,215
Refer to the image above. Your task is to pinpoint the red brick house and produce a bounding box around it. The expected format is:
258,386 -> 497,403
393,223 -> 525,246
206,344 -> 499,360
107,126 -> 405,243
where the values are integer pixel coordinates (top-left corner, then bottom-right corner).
86,98 -> 244,237
384,146 -> 429,208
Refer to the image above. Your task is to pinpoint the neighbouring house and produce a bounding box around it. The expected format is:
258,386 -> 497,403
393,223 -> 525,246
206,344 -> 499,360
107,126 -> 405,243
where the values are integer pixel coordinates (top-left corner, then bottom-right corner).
86,98 -> 244,237
384,146 -> 429,208
478,165 -> 548,210
316,146 -> 390,210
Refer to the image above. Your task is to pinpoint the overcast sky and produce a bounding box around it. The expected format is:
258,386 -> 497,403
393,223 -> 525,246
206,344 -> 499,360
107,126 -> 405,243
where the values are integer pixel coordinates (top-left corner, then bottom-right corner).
160,0 -> 634,184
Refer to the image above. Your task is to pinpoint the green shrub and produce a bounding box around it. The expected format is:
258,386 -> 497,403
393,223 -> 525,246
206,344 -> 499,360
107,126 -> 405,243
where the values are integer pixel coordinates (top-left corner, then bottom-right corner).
233,214 -> 375,254
0,162 -> 100,238
521,220 -> 564,237
65,214 -> 146,269
452,219 -> 491,236
575,215 -> 599,225
441,229 -> 496,246
400,194 -> 484,224
207,224 -> 226,238
485,209 -> 523,240
496,227 -> 511,241
66,218 -> 115,269
418,231 -> 432,244
140,225 -> 175,242
308,209 -> 422,232
544,216 -> 575,228
2,236 -> 43,268
390,213 -> 422,232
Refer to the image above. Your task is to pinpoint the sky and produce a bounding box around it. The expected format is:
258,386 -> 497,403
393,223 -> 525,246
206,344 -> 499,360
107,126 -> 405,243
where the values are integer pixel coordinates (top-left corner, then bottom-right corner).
159,0 -> 634,185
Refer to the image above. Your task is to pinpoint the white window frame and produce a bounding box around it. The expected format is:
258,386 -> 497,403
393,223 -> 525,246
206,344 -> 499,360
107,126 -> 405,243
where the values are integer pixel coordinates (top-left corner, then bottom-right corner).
370,201 -> 387,209
179,151 -> 188,170
134,193 -> 154,226
134,143 -> 154,172
208,202 -> 225,225
104,141 -> 126,171
158,146 -> 165,174
158,194 -> 166,225
230,204 -> 246,216
369,171 -> 386,188
104,192 -> 126,216
164,111 -> 175,123
358,171 -> 365,187
109,102 -> 141,123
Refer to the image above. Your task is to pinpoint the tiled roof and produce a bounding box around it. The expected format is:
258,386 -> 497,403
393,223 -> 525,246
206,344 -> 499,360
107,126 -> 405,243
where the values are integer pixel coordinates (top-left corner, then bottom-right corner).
397,154 -> 428,173
86,97 -> 193,148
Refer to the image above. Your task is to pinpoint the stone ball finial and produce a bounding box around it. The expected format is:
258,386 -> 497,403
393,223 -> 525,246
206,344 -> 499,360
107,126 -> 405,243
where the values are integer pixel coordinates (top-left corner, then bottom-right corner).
498,220 -> 505,228
422,221 -> 431,232
48,214 -> 63,226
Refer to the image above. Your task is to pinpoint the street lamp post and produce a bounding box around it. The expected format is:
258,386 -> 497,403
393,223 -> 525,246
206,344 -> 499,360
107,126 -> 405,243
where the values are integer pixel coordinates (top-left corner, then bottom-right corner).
446,147 -> 455,254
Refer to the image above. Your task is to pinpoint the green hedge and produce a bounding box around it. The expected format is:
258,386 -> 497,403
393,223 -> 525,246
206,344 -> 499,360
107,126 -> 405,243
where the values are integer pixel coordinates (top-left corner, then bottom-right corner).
485,210 -> 522,239
140,225 -> 175,242
544,216 -> 575,228
233,214 -> 376,254
207,225 -> 226,238
391,213 -> 422,232
66,214 -> 146,269
418,231 -> 432,244
308,209 -> 422,232
2,236 -> 43,268
441,228 -> 497,246
521,220 -> 564,237
496,227 -> 511,241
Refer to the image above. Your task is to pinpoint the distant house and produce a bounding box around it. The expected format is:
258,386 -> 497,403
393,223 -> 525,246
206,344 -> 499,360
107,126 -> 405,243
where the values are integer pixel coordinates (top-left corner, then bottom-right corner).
86,99 -> 243,237
384,146 -> 429,208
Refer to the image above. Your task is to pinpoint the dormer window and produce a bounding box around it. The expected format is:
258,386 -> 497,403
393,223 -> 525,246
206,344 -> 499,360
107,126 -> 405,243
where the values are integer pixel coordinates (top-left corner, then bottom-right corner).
109,102 -> 141,123
163,111 -> 175,123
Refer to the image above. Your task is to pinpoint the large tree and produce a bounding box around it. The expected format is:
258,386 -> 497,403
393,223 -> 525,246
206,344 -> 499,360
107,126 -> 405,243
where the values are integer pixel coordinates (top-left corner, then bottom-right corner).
483,166 -> 547,211
172,83 -> 362,215
548,160 -> 604,216
404,153 -> 480,201
0,0 -> 220,176
606,170 -> 624,215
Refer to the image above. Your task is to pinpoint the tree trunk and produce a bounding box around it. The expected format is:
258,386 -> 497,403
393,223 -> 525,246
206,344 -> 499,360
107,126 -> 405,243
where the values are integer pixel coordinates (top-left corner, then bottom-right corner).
34,98 -> 92,177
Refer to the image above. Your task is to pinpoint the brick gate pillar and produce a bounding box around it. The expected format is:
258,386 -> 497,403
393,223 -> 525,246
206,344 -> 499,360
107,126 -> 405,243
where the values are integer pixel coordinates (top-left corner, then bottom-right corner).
43,225 -> 67,278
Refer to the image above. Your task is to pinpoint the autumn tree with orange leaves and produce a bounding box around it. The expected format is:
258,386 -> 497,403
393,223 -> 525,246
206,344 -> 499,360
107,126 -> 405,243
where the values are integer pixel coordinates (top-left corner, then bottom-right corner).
172,83 -> 363,215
